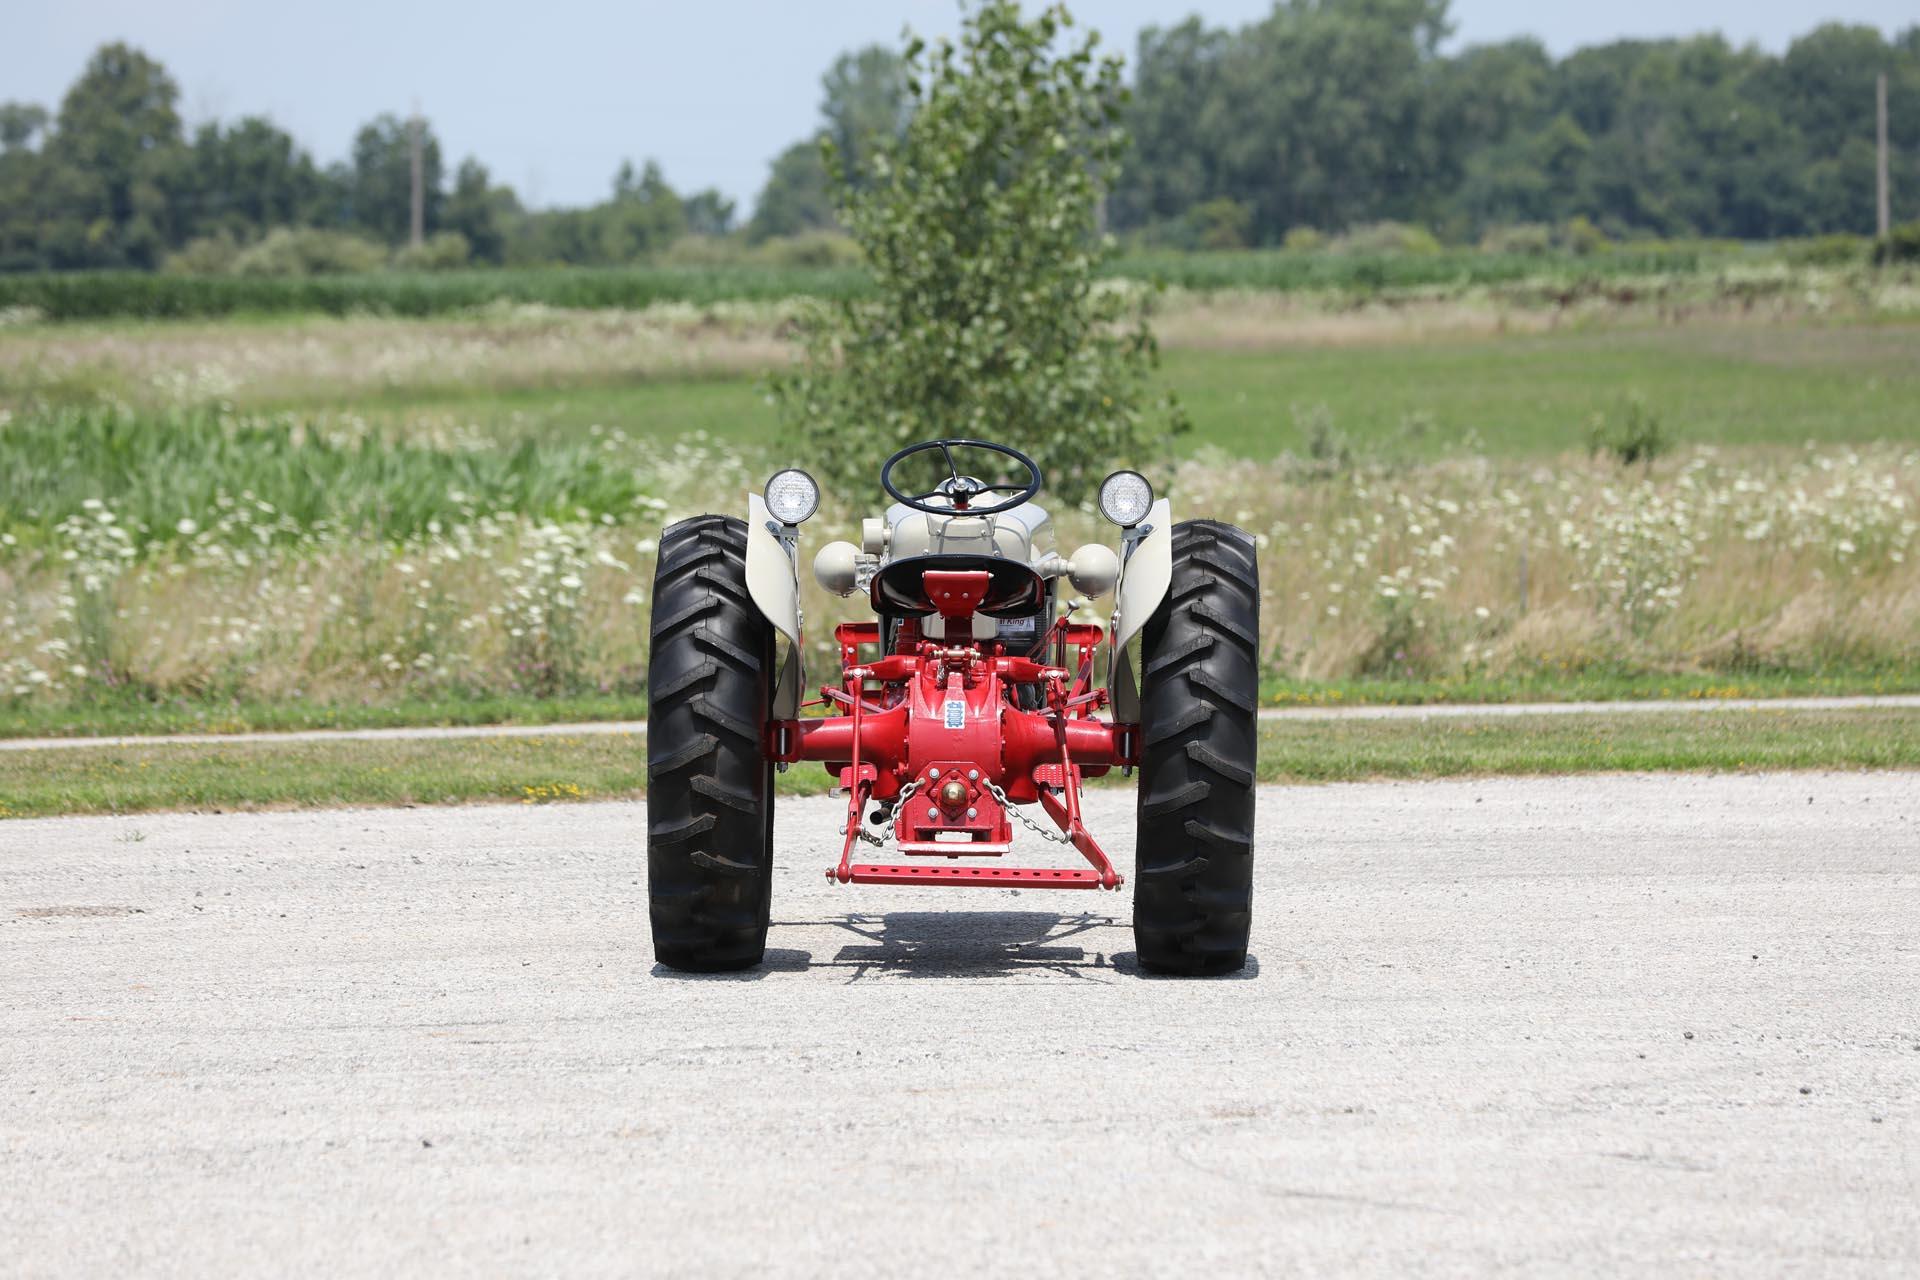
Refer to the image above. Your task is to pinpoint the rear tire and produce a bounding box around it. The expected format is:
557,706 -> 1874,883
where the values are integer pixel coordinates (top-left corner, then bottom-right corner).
647,514 -> 775,973
1133,520 -> 1259,975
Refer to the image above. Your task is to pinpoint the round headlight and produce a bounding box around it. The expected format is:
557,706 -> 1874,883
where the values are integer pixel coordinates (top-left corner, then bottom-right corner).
1098,470 -> 1153,528
764,468 -> 820,524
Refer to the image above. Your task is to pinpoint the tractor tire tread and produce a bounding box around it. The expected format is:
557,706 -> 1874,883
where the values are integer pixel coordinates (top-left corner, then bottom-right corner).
1133,519 -> 1258,976
1143,631 -> 1215,678
648,734 -> 719,776
648,514 -> 775,973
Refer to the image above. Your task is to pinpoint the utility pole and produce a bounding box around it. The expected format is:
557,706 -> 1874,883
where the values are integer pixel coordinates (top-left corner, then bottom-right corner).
1877,72 -> 1891,239
409,106 -> 425,248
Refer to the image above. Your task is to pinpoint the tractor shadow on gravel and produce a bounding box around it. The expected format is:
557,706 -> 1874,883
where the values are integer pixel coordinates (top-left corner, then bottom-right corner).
652,911 -> 1259,982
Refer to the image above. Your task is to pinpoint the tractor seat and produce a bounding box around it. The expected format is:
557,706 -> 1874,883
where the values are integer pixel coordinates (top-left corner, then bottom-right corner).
870,553 -> 1046,619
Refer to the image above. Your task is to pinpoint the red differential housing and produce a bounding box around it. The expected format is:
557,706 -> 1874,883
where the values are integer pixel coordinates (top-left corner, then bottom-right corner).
771,569 -> 1135,890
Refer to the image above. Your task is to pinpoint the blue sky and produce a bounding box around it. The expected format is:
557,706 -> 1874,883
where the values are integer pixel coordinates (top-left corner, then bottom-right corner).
7,1 -> 1915,211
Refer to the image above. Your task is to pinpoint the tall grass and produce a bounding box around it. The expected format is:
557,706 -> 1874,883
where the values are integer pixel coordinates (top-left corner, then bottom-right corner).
0,406 -> 652,547
0,433 -> 1913,712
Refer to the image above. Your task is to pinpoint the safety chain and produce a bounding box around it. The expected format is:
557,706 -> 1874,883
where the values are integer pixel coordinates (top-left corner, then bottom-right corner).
982,777 -> 1070,844
856,778 -> 918,847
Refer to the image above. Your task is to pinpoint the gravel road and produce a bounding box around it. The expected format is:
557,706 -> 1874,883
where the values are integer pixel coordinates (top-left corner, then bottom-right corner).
4,774 -> 1917,1276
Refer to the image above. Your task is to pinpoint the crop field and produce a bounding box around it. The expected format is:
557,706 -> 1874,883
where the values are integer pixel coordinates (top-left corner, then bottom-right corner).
2,265 -> 1917,746
0,244 -> 1733,322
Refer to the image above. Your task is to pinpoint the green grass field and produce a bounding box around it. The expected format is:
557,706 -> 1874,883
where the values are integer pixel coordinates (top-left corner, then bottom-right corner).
244,320 -> 1920,462
2,708 -> 1913,819
1163,324 -> 1920,458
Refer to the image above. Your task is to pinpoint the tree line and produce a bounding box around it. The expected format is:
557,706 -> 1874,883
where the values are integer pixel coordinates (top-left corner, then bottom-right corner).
0,46 -> 738,274
1113,3 -> 1919,247
1,4 -> 1916,275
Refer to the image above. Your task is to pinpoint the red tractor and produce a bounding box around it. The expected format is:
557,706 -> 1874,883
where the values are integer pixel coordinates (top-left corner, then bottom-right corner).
647,439 -> 1257,975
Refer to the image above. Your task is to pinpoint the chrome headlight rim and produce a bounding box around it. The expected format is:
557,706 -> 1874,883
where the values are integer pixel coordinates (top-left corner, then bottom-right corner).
763,468 -> 821,525
1097,469 -> 1154,528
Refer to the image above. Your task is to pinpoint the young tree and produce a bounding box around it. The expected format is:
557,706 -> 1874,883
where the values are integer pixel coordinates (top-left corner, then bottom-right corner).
443,158 -> 518,264
349,113 -> 442,244
773,1 -> 1184,500
746,139 -> 835,242
605,158 -> 685,258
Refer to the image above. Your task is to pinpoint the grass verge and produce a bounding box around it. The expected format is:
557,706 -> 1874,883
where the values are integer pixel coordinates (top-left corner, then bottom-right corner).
0,693 -> 649,740
1249,707 -> 1920,783
3,709 -> 1913,819
7,669 -> 1914,740
1259,668 -> 1920,707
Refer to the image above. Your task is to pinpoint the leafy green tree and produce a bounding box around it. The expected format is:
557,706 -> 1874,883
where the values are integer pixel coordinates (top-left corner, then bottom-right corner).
774,2 -> 1184,500
1771,25 -> 1896,157
682,188 -> 736,237
42,43 -> 188,267
0,103 -> 49,153
443,158 -> 518,264
502,160 -> 687,265
602,158 -> 686,259
182,116 -> 324,239
513,208 -> 597,265
349,113 -> 442,244
0,148 -> 44,269
746,138 -> 835,242
0,103 -> 50,269
821,45 -> 912,187
1110,19 -> 1230,234
1115,0 -> 1453,241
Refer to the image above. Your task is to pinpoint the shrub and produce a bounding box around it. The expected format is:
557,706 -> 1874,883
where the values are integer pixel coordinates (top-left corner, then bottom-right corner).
1785,234 -> 1870,267
1334,222 -> 1442,255
1478,223 -> 1553,256
749,230 -> 861,268
163,232 -> 242,275
392,231 -> 471,272
1586,395 -> 1672,469
659,235 -> 749,267
1281,226 -> 1326,253
1187,198 -> 1254,251
231,227 -> 388,277
1874,220 -> 1920,265
1562,215 -> 1609,256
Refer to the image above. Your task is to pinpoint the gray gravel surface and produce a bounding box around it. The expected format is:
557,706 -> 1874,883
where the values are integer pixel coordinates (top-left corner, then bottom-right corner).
3,774 -> 1917,1277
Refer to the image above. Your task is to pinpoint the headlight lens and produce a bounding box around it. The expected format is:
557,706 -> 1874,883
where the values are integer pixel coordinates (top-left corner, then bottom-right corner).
1098,470 -> 1153,527
764,468 -> 820,524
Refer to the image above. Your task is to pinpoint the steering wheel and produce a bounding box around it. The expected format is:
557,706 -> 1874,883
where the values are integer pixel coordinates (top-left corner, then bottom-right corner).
880,439 -> 1044,518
